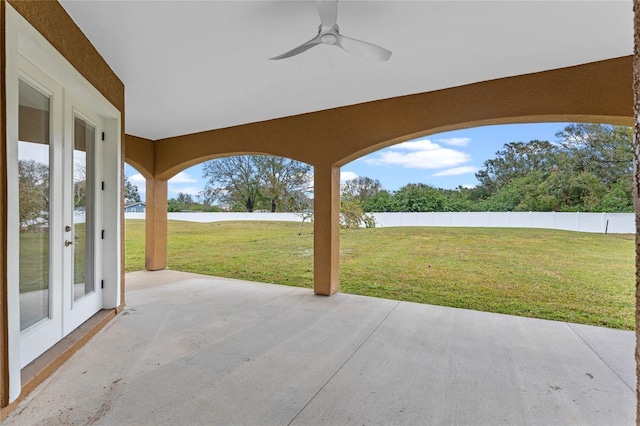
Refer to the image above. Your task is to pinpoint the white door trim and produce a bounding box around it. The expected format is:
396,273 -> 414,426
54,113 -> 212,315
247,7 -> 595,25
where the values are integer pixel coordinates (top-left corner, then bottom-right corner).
5,3 -> 122,402
63,94 -> 105,335
15,58 -> 66,370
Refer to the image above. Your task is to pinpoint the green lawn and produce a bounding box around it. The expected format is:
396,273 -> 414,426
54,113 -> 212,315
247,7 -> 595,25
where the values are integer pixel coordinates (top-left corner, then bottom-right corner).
20,223 -> 87,293
19,229 -> 50,293
125,219 -> 635,330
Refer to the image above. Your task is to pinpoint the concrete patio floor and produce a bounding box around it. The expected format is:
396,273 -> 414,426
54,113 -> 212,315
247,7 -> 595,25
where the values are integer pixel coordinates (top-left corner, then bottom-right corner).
4,270 -> 636,425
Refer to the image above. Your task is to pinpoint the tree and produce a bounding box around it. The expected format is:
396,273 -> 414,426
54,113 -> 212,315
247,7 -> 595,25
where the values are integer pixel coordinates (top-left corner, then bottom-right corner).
292,195 -> 314,235
18,159 -> 49,230
254,156 -> 312,212
167,198 -> 181,212
475,140 -> 558,192
340,197 -> 376,229
167,192 -> 195,212
168,193 -> 223,212
393,183 -> 446,212
201,156 -> 261,212
473,124 -> 633,212
201,155 -> 312,212
176,192 -> 194,208
592,179 -> 633,212
441,187 -> 477,212
341,177 -> 382,204
363,189 -> 396,212
124,175 -> 141,203
74,165 -> 87,209
339,176 -> 379,227
481,171 -> 553,212
556,123 -> 633,188
340,197 -> 364,228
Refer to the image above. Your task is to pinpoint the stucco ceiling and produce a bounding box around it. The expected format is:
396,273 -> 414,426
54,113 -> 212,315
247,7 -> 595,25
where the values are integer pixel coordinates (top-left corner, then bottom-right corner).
59,1 -> 633,141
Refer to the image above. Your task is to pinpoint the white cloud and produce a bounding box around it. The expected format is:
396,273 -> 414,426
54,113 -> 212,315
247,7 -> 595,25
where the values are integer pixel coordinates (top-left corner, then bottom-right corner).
393,139 -> 440,151
169,171 -> 197,184
128,173 -> 146,184
461,184 -> 477,189
340,171 -> 358,182
126,173 -> 146,196
365,139 -> 470,170
169,186 -> 202,196
432,166 -> 479,177
438,137 -> 471,147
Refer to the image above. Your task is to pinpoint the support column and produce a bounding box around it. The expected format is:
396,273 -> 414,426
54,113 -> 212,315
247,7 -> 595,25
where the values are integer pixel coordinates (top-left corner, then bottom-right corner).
145,178 -> 168,271
313,164 -> 340,296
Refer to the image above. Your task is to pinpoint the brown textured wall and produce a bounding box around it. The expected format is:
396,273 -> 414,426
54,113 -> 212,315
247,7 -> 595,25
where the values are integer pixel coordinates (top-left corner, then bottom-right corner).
634,2 -> 640,424
145,179 -> 168,271
312,166 -> 340,295
152,56 -> 633,180
0,0 -> 9,409
125,135 -> 154,179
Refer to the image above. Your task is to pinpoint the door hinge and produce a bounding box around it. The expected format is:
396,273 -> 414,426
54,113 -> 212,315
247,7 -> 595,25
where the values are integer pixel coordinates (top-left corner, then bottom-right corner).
101,280 -> 104,289
101,132 -> 105,141
101,230 -> 105,239
101,181 -> 105,191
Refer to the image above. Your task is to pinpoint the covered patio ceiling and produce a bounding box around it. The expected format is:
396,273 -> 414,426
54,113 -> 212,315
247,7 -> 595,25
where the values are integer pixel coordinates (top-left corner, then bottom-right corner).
59,0 -> 633,141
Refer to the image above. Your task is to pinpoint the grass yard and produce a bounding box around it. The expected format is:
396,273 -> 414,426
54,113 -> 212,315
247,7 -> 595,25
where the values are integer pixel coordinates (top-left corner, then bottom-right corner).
125,219 -> 635,330
19,229 -> 50,294
20,223 -> 87,293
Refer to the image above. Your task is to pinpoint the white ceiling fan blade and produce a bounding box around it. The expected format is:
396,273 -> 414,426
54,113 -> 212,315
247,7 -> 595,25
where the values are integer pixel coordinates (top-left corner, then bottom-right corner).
317,0 -> 338,31
270,36 -> 322,60
270,0 -> 392,62
335,34 -> 392,62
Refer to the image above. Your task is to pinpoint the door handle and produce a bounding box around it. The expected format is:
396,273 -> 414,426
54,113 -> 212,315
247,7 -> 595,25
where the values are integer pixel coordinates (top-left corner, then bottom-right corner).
64,240 -> 73,247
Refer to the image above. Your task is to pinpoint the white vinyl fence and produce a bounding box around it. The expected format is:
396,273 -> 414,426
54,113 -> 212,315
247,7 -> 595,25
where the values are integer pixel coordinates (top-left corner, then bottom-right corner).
125,212 -> 635,234
125,212 -> 302,223
371,212 -> 634,234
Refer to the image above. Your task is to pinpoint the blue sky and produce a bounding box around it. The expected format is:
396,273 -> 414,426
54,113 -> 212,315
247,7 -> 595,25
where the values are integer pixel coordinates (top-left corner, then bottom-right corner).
125,122 -> 571,201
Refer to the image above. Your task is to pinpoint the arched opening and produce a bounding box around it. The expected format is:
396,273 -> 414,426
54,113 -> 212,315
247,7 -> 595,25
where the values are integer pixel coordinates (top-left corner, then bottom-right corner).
337,121 -> 634,330
126,155 -> 317,289
124,163 -> 146,273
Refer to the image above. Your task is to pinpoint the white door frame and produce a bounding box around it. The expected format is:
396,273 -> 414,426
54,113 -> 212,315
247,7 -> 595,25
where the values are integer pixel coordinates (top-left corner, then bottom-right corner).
63,95 -> 105,336
5,3 -> 122,403
14,58 -> 65,371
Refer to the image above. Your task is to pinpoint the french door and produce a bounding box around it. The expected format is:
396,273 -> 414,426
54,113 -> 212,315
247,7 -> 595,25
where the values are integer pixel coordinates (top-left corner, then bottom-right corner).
18,58 -> 104,368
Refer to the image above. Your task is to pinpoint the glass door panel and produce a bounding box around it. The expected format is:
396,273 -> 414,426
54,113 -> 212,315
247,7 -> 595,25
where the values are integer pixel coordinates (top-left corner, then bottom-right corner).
15,51 -> 111,370
16,59 -> 106,366
18,79 -> 51,331
73,116 -> 95,302
63,99 -> 103,335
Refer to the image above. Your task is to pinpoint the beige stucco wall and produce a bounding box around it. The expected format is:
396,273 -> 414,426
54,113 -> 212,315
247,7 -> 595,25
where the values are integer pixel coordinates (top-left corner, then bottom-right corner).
141,56 -> 632,181
123,55 -> 634,297
125,135 -> 154,179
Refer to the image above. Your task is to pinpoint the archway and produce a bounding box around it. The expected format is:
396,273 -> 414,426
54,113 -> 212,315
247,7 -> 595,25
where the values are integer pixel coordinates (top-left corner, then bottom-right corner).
124,56 -> 632,295
337,121 -> 634,330
123,163 -> 147,273
125,154 -> 316,288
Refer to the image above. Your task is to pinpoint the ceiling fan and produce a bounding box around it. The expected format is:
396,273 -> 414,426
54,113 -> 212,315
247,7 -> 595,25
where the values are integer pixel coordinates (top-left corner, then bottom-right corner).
270,0 -> 392,61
